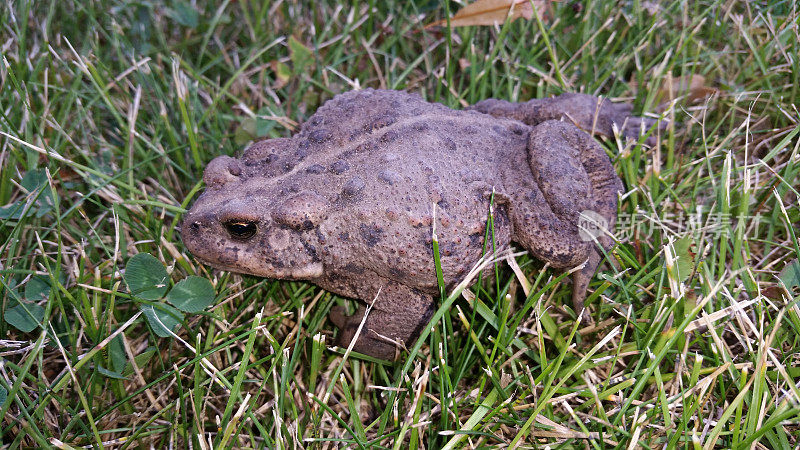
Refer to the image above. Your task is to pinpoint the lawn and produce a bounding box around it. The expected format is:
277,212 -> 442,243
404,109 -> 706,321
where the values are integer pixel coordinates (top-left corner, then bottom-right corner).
1,0 -> 799,448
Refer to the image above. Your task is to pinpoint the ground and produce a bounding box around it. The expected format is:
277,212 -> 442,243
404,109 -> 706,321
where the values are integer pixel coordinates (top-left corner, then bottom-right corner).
0,0 -> 799,448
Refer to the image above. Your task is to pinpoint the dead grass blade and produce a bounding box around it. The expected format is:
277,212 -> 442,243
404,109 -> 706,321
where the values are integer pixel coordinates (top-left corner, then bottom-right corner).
427,0 -> 551,28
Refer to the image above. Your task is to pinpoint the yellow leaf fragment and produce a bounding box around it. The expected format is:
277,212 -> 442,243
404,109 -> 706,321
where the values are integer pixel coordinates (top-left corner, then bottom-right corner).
270,61 -> 291,89
657,74 -> 718,105
427,0 -> 551,28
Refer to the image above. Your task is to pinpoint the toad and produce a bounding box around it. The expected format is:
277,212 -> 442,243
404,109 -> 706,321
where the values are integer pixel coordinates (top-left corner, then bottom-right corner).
181,89 -> 661,360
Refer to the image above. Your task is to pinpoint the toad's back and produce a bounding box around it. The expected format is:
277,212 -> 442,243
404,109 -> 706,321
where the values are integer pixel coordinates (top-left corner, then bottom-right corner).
241,89 -> 530,290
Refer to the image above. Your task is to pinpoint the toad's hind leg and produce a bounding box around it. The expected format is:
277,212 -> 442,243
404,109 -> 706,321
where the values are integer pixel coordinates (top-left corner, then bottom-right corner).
513,120 -> 623,315
330,283 -> 435,360
469,93 -> 664,145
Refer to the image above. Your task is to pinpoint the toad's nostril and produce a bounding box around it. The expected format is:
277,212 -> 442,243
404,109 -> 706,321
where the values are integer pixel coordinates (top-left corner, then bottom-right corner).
203,156 -> 242,187
190,222 -> 201,232
228,162 -> 241,176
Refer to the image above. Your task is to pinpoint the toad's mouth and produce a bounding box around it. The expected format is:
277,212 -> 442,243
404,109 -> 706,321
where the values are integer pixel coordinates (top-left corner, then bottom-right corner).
198,253 -> 324,281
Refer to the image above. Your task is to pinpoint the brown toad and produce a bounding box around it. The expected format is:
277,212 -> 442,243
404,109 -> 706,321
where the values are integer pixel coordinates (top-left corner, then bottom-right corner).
181,89 -> 661,360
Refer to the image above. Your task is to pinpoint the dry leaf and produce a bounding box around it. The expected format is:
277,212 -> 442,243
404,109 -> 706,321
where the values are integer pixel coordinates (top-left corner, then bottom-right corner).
427,0 -> 550,29
632,74 -> 718,113
656,74 -> 718,108
762,285 -> 785,301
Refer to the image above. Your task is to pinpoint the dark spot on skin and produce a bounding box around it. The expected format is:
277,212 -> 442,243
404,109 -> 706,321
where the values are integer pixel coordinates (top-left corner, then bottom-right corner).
437,199 -> 450,209
537,247 -> 555,261
308,129 -> 333,143
378,170 -> 401,185
469,232 -> 485,247
367,114 -> 396,132
316,229 -> 327,245
296,141 -> 311,160
492,125 -> 506,135
343,177 -> 366,196
442,137 -> 457,152
280,185 -> 301,196
338,232 -> 350,242
523,190 -> 538,203
439,240 -> 456,257
301,241 -> 320,262
302,220 -> 315,230
359,224 -> 384,247
510,123 -> 527,135
463,125 -> 479,134
306,164 -> 325,174
308,116 -> 323,126
380,130 -> 400,144
409,217 -> 426,228
420,234 -> 434,255
414,122 -> 429,132
355,141 -> 376,153
388,267 -> 407,279
343,263 -> 365,274
385,208 -> 399,221
282,162 -> 295,172
330,160 -> 350,174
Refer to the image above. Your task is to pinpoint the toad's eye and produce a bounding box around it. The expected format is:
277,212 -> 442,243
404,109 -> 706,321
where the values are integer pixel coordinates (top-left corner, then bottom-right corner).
223,220 -> 258,240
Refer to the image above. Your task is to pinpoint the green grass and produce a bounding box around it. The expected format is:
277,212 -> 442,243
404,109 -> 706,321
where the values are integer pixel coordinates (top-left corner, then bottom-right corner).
1,0 -> 799,448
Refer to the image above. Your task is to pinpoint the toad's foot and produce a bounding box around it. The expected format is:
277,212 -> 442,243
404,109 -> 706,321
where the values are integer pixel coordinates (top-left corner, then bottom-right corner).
330,283 -> 435,361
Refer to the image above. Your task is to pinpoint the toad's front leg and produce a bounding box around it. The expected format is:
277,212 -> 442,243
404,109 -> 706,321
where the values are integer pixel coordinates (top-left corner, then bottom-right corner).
330,283 -> 435,360
469,93 -> 664,145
